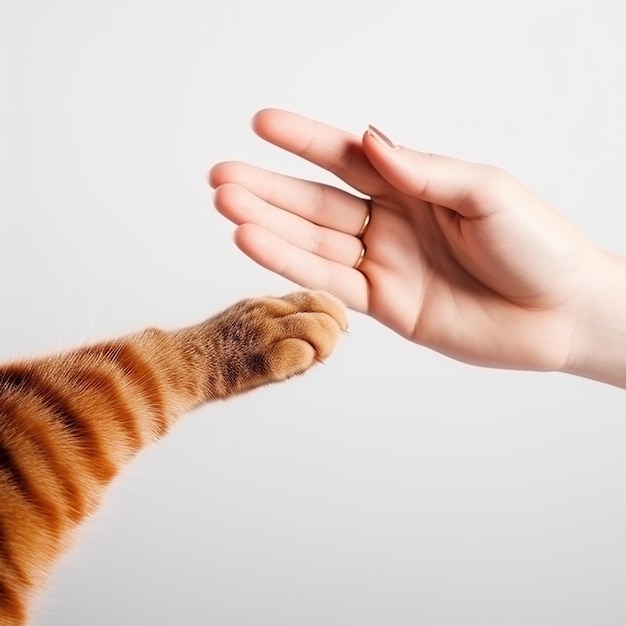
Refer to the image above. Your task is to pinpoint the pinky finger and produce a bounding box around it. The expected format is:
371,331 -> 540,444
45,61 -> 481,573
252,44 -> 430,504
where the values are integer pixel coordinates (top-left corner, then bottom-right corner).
234,223 -> 369,313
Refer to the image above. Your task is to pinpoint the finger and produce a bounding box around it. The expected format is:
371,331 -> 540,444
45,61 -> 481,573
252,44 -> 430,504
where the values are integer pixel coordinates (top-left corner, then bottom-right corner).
209,161 -> 370,236
213,183 -> 365,267
363,125 -> 523,218
251,109 -> 390,198
233,223 -> 369,312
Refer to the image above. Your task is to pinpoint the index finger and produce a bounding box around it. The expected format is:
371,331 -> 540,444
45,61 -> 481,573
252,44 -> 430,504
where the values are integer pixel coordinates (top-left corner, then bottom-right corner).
251,109 -> 390,198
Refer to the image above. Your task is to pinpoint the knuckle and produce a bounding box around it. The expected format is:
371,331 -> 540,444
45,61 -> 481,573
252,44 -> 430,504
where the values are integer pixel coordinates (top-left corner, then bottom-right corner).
481,164 -> 513,191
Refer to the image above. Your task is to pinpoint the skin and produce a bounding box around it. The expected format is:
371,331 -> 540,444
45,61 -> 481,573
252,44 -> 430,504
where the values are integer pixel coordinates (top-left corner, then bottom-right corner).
209,109 -> 626,388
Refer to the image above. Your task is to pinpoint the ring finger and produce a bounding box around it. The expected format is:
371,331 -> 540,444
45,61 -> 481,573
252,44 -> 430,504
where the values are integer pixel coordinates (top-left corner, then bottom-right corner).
213,182 -> 365,267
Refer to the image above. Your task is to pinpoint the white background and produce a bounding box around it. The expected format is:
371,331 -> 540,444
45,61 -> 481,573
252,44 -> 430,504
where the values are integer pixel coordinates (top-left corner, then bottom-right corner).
3,1 -> 626,624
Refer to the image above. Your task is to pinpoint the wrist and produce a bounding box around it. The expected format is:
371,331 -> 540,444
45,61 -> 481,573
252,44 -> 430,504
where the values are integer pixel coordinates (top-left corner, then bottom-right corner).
561,250 -> 626,388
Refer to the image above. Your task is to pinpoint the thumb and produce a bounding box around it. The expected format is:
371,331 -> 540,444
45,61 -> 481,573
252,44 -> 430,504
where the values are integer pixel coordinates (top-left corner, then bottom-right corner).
362,125 -> 512,218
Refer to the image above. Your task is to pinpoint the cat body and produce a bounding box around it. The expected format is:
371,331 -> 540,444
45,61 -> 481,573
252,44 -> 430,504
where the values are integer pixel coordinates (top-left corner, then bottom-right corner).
0,290 -> 346,624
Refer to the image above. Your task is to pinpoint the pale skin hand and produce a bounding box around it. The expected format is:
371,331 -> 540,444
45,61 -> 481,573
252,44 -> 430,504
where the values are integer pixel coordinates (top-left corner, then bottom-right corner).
209,109 -> 626,387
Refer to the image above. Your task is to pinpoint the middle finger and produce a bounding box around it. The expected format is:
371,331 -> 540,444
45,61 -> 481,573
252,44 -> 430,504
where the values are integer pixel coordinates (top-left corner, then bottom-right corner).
209,161 -> 370,237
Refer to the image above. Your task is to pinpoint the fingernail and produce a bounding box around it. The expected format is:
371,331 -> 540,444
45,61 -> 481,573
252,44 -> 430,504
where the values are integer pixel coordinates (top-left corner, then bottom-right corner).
367,125 -> 398,150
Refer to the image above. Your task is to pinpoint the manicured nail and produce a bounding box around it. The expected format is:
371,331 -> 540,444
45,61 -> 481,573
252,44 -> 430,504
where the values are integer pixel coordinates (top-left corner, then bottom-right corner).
367,125 -> 398,150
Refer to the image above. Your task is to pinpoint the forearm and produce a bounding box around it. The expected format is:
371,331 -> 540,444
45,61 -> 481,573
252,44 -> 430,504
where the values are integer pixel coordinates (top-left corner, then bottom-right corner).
562,251 -> 626,389
0,325 -> 210,624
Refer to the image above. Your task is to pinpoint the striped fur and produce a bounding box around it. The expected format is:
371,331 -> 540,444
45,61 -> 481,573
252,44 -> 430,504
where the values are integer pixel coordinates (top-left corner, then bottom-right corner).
0,291 -> 347,624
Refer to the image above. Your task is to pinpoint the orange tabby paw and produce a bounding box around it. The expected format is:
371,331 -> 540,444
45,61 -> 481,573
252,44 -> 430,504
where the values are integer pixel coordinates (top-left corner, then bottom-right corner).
265,290 -> 348,377
210,290 -> 347,395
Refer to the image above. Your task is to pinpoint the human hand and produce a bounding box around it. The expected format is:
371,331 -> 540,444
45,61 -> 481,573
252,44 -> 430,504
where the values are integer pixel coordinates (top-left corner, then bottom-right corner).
208,109 -> 618,376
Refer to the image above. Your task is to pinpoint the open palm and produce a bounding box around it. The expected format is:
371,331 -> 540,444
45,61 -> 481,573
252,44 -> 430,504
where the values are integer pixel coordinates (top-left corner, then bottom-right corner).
209,109 -> 600,371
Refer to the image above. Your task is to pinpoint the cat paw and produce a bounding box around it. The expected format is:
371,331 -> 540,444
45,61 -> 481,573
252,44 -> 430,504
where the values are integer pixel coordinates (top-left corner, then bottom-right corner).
212,290 -> 347,394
